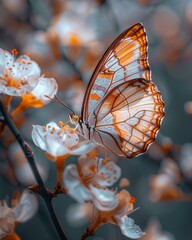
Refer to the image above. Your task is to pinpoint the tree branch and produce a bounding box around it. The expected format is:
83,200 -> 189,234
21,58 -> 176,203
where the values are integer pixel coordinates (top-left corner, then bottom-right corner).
0,97 -> 68,240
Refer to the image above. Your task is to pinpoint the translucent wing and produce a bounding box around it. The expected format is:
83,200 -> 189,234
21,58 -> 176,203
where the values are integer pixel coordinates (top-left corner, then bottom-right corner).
89,79 -> 164,158
82,23 -> 150,120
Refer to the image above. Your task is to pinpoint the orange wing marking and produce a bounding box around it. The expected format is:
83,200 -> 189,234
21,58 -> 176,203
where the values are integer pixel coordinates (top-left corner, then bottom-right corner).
90,93 -> 101,101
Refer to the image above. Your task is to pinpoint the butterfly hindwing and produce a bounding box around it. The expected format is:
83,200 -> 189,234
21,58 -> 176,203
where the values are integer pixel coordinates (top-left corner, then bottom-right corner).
82,23 -> 150,120
88,79 -> 164,157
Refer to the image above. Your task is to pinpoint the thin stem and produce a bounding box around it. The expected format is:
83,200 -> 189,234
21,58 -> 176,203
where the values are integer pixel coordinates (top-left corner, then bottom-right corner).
61,51 -> 83,81
56,155 -> 68,187
44,200 -> 68,239
81,226 -> 95,240
0,97 -> 68,240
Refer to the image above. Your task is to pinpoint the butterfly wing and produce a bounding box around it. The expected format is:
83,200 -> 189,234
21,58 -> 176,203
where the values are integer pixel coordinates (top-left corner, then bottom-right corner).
88,79 -> 164,158
81,23 -> 150,120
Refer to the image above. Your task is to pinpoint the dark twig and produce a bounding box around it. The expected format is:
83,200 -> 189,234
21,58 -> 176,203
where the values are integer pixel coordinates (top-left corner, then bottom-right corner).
81,226 -> 95,240
61,50 -> 83,81
0,97 -> 68,240
28,183 -> 66,198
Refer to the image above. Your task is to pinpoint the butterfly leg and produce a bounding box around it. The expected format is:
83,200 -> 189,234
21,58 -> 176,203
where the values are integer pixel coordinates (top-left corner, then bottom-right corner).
58,120 -> 70,127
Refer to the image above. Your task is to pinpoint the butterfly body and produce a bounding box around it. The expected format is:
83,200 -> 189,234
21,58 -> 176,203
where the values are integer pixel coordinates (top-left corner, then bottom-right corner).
70,23 -> 165,158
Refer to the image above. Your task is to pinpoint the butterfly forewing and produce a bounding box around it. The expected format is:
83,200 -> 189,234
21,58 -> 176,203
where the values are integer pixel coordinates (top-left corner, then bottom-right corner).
82,23 -> 151,120
88,79 -> 164,158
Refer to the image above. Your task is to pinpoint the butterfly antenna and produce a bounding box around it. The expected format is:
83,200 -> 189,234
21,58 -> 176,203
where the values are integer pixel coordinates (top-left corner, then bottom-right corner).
45,95 -> 75,114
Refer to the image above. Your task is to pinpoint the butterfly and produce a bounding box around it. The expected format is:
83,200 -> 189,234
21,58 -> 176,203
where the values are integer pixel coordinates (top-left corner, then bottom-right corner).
70,23 -> 165,158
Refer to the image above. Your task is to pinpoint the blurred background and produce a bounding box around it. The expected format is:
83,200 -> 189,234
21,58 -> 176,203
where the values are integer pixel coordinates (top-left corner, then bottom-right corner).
0,0 -> 192,239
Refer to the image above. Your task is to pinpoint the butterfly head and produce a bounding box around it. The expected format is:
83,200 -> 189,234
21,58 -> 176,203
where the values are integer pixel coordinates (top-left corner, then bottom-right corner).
69,113 -> 80,125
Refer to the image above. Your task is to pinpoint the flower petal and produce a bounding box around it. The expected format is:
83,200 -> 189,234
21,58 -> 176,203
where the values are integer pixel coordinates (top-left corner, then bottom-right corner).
9,55 -> 41,91
63,164 -> 91,202
32,122 -> 62,154
90,185 -> 118,211
66,203 -> 90,227
61,128 -> 79,148
70,141 -> 96,155
98,161 -> 121,187
0,218 -> 15,239
31,125 -> 47,151
0,49 -> 14,76
13,190 -> 38,223
116,216 -> 145,239
15,161 -> 48,185
1,86 -> 27,96
46,138 -> 68,157
0,203 -> 15,238
31,77 -> 58,103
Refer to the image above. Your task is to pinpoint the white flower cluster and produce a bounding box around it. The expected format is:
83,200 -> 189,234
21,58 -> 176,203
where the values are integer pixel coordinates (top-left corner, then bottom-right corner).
31,121 -> 145,239
0,48 -> 57,103
0,191 -> 38,239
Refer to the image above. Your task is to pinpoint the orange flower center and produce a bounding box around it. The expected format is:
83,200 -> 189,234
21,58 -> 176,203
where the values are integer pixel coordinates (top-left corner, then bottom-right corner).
130,196 -> 136,204
1,69 -> 23,89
